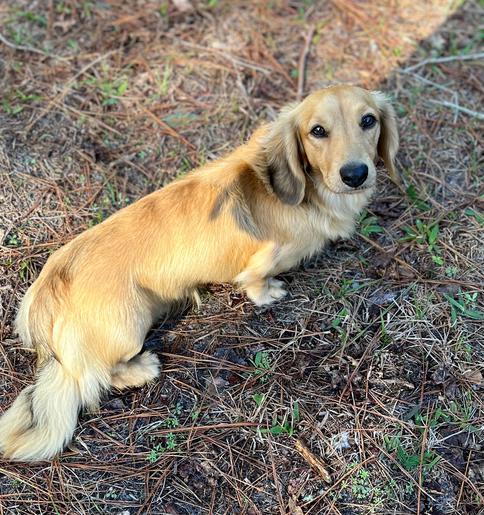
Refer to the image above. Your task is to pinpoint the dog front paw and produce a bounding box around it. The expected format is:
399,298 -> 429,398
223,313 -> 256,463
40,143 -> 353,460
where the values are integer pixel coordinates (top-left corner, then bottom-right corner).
246,278 -> 287,306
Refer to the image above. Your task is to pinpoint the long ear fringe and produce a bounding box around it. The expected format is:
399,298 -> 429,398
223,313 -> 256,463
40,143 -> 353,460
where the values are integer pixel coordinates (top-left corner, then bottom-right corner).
257,103 -> 307,205
371,91 -> 400,185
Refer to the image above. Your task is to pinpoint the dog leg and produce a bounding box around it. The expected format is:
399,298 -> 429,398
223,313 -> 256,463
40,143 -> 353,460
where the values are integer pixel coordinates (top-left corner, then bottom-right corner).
244,277 -> 287,306
111,351 -> 160,390
235,243 -> 287,306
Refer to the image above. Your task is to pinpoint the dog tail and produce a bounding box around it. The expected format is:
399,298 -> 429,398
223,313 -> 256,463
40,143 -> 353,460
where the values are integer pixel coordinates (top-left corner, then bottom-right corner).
2,277 -> 108,461
0,357 -> 81,461
0,355 -> 108,461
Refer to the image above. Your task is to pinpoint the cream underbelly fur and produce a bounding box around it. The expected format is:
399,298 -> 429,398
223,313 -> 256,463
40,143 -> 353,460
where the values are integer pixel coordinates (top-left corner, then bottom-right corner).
0,85 -> 398,461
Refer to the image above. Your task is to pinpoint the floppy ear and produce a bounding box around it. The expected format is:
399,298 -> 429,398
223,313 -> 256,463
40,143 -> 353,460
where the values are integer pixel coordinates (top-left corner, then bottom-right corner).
371,91 -> 400,184
262,104 -> 307,205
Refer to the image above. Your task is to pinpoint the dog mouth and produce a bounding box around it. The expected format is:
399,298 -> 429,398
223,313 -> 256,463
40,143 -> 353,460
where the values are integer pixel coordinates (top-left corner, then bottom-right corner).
337,186 -> 373,195
320,180 -> 374,195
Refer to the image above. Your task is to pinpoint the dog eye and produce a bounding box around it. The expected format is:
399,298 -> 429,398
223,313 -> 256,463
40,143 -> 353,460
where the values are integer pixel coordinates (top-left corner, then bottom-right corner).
361,114 -> 377,129
310,125 -> 328,138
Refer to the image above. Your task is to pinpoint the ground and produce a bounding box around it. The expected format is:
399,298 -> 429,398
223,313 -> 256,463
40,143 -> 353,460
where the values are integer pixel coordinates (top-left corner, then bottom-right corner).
0,1 -> 483,514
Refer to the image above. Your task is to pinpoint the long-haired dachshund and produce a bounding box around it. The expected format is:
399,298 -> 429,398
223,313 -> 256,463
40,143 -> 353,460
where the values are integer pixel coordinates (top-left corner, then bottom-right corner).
0,85 -> 398,461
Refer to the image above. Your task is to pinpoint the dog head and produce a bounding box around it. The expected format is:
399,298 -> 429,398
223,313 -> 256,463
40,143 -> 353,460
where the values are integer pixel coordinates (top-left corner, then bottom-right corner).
262,85 -> 399,205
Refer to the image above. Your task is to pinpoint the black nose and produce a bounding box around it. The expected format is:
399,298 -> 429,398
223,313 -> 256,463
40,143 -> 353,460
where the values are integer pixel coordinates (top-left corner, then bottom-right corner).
340,162 -> 368,188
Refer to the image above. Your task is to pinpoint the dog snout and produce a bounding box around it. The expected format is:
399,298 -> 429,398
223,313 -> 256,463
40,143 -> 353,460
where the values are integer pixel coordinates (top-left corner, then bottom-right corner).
339,162 -> 369,188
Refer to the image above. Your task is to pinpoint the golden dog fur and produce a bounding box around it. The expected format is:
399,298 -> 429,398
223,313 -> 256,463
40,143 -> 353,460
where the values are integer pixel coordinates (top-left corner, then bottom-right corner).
0,85 -> 398,461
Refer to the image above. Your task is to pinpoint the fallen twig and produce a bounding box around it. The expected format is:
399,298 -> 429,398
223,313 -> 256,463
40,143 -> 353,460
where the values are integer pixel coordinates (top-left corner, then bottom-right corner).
151,421 -> 260,436
0,31 -> 69,62
295,439 -> 332,484
426,99 -> 484,120
141,107 -> 197,150
403,52 -> 484,72
296,25 -> 315,101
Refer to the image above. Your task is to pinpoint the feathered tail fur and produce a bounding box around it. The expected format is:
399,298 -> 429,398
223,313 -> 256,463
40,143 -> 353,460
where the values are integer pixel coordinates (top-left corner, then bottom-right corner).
0,286 -> 108,461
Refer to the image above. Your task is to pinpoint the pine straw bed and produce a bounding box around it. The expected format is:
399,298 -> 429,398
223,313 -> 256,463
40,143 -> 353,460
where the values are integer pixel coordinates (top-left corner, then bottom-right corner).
0,1 -> 482,514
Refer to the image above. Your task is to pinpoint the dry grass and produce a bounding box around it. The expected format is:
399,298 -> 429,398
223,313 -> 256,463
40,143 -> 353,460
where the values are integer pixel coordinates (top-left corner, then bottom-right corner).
0,1 -> 483,514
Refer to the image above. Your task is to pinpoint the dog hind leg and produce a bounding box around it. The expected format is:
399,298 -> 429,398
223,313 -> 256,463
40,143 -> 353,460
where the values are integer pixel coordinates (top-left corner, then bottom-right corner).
110,351 -> 160,390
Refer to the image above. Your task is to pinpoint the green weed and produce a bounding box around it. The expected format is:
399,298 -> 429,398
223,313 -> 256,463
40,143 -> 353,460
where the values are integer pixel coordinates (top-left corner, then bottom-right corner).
449,392 -> 478,431
14,10 -> 47,27
444,291 -> 483,324
2,99 -> 23,116
406,185 -> 431,212
338,463 -> 391,512
2,89 -> 42,116
100,78 -> 128,106
67,39 -> 79,51
400,219 -> 443,265
350,467 -> 372,500
56,2 -> 72,14
335,278 -> 367,299
252,393 -> 265,406
84,75 -> 129,106
155,64 -> 172,97
384,435 -> 441,472
259,401 -> 300,437
359,212 -> 384,237
5,232 -> 21,247
331,307 -> 349,330
158,1 -> 169,17
465,207 -> 484,225
445,265 -> 459,278
379,315 -> 393,347
18,260 -> 30,281
250,351 -> 273,383
146,404 -> 183,462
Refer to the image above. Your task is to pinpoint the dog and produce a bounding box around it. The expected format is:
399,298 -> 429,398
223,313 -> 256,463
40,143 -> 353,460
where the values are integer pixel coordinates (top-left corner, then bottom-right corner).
0,85 -> 398,461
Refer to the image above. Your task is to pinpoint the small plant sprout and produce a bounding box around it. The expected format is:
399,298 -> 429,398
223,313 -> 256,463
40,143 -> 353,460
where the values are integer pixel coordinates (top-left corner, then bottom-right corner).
406,184 -> 430,212
146,404 -> 183,462
147,443 -> 164,463
444,290 -> 483,324
384,434 -> 441,473
400,219 -> 444,265
464,207 -> 484,225
84,75 -> 129,106
250,351 -> 273,382
259,400 -> 300,437
252,393 -> 265,406
359,212 -> 384,237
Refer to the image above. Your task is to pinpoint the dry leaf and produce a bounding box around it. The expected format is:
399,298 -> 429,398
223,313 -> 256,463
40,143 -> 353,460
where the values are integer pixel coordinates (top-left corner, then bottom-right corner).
462,368 -> 483,385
